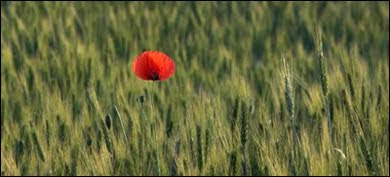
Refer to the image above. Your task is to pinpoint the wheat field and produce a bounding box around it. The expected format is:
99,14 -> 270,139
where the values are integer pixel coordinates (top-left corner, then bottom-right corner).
1,1 -> 389,176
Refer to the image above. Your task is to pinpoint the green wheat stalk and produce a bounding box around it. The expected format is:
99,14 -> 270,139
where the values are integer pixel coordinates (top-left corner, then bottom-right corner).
229,150 -> 238,176
241,101 -> 248,176
196,125 -> 203,172
113,105 -> 129,145
100,119 -> 113,154
70,145 -> 79,176
204,128 -> 211,162
45,119 -> 51,147
316,28 -> 332,141
283,56 -> 297,146
32,131 -> 45,162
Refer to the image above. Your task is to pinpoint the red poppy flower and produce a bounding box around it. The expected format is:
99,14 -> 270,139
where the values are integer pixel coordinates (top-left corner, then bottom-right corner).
133,51 -> 175,81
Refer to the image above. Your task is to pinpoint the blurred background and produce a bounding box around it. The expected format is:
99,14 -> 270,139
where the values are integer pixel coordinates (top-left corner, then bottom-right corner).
1,1 -> 389,176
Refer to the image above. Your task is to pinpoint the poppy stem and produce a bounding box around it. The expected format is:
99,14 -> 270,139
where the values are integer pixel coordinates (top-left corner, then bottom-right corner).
150,81 -> 161,175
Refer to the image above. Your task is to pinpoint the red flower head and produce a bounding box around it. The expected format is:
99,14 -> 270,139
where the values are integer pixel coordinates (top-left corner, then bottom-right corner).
133,51 -> 175,81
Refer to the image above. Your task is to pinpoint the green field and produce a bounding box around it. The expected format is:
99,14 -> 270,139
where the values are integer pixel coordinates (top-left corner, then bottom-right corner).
1,1 -> 389,176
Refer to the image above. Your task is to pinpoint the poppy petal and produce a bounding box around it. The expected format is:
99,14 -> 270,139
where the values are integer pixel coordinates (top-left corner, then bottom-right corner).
133,51 -> 175,81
